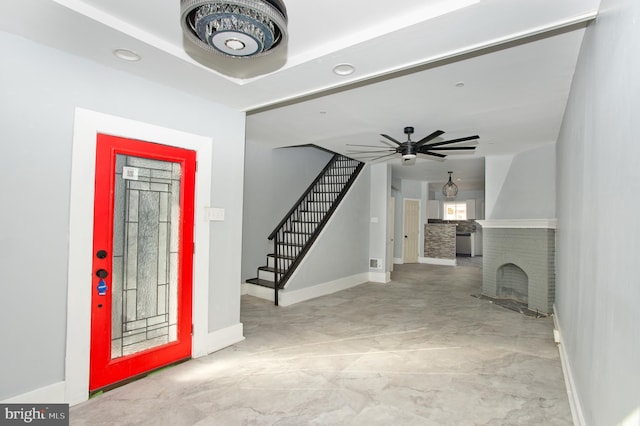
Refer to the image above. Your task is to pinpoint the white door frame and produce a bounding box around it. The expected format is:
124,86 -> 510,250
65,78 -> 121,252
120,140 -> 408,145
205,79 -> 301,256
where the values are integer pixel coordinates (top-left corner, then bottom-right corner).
65,108 -> 212,405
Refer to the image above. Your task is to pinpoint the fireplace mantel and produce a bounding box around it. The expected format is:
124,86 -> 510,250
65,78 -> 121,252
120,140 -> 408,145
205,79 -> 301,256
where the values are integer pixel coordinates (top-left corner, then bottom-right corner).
476,219 -> 557,229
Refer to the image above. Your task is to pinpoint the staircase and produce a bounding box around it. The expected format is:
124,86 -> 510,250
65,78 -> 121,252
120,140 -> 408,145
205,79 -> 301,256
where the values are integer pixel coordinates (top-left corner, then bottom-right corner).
246,154 -> 364,305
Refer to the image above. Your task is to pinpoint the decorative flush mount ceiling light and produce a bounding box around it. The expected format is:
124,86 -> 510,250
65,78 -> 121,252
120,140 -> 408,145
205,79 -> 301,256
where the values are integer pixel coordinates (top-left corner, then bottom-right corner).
442,171 -> 459,199
180,0 -> 288,58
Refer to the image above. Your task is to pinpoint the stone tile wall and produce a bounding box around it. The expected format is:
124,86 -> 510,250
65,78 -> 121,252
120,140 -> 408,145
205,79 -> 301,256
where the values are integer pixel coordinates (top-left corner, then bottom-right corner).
424,224 -> 456,259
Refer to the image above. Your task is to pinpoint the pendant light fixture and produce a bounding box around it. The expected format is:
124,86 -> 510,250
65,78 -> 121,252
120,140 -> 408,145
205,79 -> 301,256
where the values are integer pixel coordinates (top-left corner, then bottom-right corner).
180,0 -> 288,58
442,171 -> 458,199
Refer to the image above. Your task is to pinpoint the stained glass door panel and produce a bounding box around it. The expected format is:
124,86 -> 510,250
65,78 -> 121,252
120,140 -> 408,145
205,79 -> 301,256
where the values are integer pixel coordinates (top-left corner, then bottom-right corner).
90,134 -> 195,392
110,155 -> 181,359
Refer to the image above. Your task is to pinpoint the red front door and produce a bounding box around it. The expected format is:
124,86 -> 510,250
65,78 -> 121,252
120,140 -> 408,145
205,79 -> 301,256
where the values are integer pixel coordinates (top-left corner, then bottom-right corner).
89,133 -> 196,392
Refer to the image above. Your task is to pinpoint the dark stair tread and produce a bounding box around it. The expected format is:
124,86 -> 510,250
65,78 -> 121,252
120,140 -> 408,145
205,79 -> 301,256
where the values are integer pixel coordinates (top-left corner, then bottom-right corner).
258,266 -> 282,273
246,278 -> 277,289
276,241 -> 304,247
267,253 -> 295,260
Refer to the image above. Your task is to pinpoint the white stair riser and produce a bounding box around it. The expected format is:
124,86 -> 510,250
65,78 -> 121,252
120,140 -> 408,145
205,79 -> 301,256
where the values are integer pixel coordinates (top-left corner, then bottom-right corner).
258,269 -> 277,281
280,233 -> 309,245
267,256 -> 293,269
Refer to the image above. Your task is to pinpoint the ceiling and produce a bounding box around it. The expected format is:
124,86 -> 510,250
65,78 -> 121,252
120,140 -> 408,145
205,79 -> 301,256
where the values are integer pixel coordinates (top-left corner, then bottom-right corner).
0,0 -> 600,189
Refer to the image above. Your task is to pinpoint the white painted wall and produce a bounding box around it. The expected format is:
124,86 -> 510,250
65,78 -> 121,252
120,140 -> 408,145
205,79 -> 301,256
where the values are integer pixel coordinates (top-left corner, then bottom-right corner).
485,143 -> 556,219
555,1 -> 640,424
241,142 -> 333,282
0,31 -> 245,401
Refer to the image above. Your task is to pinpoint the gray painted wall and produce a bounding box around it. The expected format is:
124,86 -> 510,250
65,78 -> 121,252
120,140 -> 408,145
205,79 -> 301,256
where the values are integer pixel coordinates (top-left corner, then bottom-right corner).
555,1 -> 640,424
486,143 -> 556,219
0,32 -> 245,399
285,166 -> 371,288
241,142 -> 333,282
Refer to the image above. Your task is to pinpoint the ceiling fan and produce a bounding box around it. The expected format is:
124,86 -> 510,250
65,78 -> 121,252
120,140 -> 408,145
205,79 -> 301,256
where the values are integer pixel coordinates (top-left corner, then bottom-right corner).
347,126 -> 479,163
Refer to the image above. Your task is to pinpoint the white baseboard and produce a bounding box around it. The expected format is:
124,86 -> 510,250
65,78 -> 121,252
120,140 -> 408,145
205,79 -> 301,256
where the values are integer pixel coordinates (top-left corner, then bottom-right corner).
419,257 -> 457,266
369,271 -> 390,283
2,381 -> 66,404
393,258 -> 403,264
279,273 -> 369,306
201,323 -> 245,357
242,282 -> 276,302
553,305 -> 586,426
244,273 -> 370,306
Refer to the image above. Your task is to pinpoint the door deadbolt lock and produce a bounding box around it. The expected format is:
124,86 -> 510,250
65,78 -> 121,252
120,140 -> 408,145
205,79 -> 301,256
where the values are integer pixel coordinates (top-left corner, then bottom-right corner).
96,269 -> 109,279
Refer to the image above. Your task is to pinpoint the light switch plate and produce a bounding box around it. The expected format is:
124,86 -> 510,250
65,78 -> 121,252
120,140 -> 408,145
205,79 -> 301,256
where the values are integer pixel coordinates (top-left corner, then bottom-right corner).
205,207 -> 225,221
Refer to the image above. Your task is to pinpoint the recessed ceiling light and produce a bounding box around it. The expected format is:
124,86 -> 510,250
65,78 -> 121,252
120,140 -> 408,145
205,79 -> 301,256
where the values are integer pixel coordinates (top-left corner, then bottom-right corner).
455,81 -> 465,87
113,48 -> 141,62
333,63 -> 355,76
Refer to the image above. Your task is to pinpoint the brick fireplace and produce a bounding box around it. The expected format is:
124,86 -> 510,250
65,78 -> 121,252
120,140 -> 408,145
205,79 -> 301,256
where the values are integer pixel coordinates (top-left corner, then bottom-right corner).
476,219 -> 556,314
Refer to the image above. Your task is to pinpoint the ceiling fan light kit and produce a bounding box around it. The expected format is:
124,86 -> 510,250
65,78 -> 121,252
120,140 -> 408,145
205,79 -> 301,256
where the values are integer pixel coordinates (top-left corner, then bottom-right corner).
180,0 -> 288,58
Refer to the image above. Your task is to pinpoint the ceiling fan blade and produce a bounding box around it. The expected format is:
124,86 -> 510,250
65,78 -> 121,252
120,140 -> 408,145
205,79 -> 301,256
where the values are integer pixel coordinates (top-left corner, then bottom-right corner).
415,130 -> 445,147
369,152 -> 399,161
347,149 -> 396,154
426,135 -> 479,148
380,134 -> 402,145
427,146 -> 476,151
422,151 -> 447,158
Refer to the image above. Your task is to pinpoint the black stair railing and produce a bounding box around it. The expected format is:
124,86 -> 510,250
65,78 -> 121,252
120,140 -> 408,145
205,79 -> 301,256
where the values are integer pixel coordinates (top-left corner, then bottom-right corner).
268,154 -> 363,305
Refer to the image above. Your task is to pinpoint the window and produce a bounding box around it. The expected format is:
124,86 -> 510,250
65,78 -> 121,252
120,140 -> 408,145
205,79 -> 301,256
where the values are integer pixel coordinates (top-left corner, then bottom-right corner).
443,202 -> 467,220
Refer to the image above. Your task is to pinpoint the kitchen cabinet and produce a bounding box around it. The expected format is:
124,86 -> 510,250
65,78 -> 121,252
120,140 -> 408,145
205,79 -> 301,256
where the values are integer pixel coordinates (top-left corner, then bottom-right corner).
427,200 -> 441,219
466,199 -> 476,220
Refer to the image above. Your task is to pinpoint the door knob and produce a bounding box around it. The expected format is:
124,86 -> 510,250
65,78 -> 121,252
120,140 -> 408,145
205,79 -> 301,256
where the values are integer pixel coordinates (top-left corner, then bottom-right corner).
96,269 -> 109,279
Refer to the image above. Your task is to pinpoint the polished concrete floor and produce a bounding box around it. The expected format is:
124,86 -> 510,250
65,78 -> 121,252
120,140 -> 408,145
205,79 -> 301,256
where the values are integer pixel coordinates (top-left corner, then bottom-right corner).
71,259 -> 571,425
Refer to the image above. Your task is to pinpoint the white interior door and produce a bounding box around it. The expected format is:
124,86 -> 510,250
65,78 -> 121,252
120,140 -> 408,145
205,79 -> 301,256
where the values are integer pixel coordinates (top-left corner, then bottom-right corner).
403,199 -> 420,263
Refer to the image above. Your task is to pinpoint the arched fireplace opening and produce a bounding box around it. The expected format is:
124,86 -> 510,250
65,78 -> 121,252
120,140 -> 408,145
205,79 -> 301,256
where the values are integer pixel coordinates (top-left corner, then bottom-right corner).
497,263 -> 528,303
